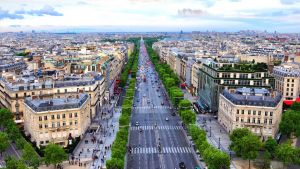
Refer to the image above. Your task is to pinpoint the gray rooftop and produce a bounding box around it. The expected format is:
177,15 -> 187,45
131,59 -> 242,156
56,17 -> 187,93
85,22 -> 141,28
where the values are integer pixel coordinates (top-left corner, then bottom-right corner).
222,88 -> 282,107
24,93 -> 88,112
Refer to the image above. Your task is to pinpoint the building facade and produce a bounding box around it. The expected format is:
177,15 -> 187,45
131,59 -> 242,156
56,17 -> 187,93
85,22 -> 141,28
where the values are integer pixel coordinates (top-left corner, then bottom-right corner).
218,88 -> 283,139
198,59 -> 274,112
273,62 -> 300,101
24,93 -> 91,147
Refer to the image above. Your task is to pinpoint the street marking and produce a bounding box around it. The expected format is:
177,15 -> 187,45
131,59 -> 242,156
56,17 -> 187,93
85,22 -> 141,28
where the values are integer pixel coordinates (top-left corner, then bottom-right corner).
130,125 -> 183,131
131,147 -> 192,154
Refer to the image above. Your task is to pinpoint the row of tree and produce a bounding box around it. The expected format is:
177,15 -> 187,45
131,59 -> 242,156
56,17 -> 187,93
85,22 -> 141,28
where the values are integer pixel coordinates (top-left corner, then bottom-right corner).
0,109 -> 67,169
279,102 -> 300,138
106,40 -> 139,169
144,39 -> 231,169
230,128 -> 300,169
120,40 -> 139,87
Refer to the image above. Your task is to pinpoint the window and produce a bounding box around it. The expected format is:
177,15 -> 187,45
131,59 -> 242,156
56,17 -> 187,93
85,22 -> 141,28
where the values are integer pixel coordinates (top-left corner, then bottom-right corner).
39,116 -> 42,121
258,111 -> 261,115
248,110 -> 251,115
65,89 -> 67,93
39,124 -> 42,129
57,89 -> 60,93
69,113 -> 72,118
57,122 -> 60,127
270,112 -> 273,116
237,110 -> 239,114
265,111 -> 268,116
52,122 -> 55,128
269,119 -> 272,125
44,124 -> 48,128
16,94 -> 18,98
292,79 -> 294,83
75,113 -> 78,118
247,118 -> 250,123
62,114 -> 65,118
40,141 -> 44,145
57,114 -> 60,119
258,118 -> 261,124
241,118 -> 244,123
46,140 -> 49,143
252,118 -> 256,123
69,121 -> 73,126
32,92 -> 35,95
24,93 -> 26,97
63,121 -> 66,126
287,79 -> 290,82
75,120 -> 78,125
51,115 -> 55,120
242,110 -> 244,114
253,111 -> 256,115
44,116 -> 48,120
264,119 -> 267,124
236,117 -> 239,122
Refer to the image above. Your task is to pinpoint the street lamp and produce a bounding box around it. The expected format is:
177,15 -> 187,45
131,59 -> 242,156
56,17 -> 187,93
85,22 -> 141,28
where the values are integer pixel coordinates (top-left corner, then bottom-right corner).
218,137 -> 221,149
209,127 -> 211,137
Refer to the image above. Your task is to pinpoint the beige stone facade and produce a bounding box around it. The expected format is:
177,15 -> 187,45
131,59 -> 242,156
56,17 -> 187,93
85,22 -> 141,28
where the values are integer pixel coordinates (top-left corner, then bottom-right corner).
24,94 -> 91,147
218,88 -> 283,139
273,62 -> 300,100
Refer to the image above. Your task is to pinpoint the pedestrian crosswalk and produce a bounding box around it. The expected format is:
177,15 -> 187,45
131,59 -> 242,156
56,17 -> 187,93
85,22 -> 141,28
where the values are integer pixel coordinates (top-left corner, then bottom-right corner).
131,146 -> 193,154
130,125 -> 183,131
134,106 -> 172,110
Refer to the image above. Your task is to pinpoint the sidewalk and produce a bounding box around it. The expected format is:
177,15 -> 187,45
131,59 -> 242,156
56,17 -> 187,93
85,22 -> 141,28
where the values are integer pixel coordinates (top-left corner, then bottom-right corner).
71,95 -> 122,169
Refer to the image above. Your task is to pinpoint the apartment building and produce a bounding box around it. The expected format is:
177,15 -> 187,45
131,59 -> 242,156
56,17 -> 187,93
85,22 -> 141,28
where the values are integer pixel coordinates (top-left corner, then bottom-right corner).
218,88 -> 283,139
24,93 -> 90,147
273,62 -> 300,100
0,72 -> 105,123
198,59 -> 274,112
191,60 -> 202,95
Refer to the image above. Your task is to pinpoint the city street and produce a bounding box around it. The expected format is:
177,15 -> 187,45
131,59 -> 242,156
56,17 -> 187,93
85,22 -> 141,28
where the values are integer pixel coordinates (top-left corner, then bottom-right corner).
126,39 -> 199,169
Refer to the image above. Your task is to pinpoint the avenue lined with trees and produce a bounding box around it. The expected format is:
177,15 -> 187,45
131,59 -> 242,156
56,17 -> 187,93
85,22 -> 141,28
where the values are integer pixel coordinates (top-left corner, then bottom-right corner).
144,38 -> 231,169
106,39 -> 139,169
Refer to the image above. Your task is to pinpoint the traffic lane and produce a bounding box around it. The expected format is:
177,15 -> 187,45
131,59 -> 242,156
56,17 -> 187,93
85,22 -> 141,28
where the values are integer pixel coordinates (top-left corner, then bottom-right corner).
129,154 -> 160,169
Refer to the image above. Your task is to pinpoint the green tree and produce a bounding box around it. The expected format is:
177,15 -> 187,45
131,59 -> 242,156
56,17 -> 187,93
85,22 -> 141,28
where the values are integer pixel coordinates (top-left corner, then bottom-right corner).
43,143 -> 67,168
106,158 -> 124,169
279,110 -> 300,138
0,132 -> 9,156
5,156 -> 28,169
262,151 -> 271,169
16,137 -> 27,150
230,128 -> 252,156
5,121 -> 22,141
181,110 -> 196,125
264,137 -> 278,158
178,99 -> 191,113
22,143 -> 40,169
290,102 -> 300,111
230,128 -> 261,168
0,109 -> 13,128
275,143 -> 298,168
240,134 -> 262,169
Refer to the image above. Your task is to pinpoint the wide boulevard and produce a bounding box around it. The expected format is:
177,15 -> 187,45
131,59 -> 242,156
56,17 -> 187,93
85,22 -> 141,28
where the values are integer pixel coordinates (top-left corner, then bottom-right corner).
126,39 -> 199,169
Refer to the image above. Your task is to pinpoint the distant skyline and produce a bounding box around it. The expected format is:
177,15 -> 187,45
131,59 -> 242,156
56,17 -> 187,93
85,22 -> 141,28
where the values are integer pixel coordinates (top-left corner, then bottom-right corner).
1,0 -> 300,33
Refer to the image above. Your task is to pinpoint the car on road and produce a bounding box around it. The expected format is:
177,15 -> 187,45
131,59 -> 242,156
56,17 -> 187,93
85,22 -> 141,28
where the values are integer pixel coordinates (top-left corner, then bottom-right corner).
135,122 -> 139,126
147,99 -> 150,103
161,102 -> 164,105
179,162 -> 186,169
137,99 -> 140,102
172,113 -> 176,116
158,94 -> 161,97
165,117 -> 169,121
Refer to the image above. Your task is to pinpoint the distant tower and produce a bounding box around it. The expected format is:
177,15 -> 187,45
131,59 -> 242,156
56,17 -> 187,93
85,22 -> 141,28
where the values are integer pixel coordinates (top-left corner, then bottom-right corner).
179,30 -> 183,39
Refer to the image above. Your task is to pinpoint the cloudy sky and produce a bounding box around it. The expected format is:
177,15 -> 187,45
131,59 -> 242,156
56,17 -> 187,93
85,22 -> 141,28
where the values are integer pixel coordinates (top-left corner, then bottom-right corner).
0,0 -> 300,32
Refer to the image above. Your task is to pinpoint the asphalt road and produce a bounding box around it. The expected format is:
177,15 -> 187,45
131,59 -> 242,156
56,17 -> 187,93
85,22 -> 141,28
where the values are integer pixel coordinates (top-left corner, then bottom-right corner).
126,40 -> 199,169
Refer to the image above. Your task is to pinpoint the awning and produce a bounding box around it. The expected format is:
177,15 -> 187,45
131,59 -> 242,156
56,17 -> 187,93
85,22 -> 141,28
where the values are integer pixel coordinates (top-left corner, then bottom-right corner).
283,98 -> 300,106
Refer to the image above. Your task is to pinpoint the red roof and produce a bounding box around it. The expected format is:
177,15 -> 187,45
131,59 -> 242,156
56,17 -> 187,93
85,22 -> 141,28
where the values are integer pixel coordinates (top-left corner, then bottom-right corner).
283,98 -> 300,106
